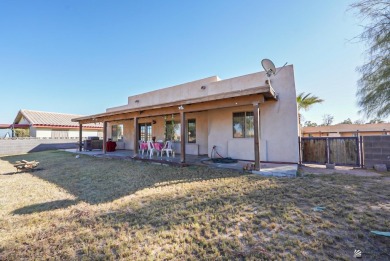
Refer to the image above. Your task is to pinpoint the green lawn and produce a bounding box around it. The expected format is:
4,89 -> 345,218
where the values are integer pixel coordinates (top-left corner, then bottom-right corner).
0,151 -> 389,260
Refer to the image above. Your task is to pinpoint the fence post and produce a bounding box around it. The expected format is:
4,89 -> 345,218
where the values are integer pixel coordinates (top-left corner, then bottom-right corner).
359,136 -> 364,168
298,136 -> 302,165
326,138 -> 330,164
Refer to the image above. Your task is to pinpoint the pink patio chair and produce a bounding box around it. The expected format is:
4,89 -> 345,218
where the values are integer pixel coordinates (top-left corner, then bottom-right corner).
161,140 -> 173,157
139,140 -> 145,155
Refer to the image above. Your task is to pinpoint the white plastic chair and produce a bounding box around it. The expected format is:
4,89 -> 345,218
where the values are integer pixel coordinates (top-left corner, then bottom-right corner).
147,140 -> 160,157
161,140 -> 173,157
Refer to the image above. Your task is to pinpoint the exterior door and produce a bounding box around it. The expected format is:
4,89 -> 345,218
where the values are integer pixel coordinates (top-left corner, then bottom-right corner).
139,123 -> 152,141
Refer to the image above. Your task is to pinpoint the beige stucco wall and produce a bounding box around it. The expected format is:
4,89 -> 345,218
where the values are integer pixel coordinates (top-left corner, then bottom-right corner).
186,111 -> 208,155
259,66 -> 299,163
107,76 -> 220,113
208,106 -> 266,161
107,121 -> 132,148
207,66 -> 299,163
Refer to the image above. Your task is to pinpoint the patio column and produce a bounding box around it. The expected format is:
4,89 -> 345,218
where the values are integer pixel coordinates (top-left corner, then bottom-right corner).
103,121 -> 107,154
180,111 -> 186,163
79,123 -> 83,152
253,102 -> 261,171
133,117 -> 139,155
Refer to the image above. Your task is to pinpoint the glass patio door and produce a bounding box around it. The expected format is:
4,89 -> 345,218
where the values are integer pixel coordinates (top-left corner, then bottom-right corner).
139,123 -> 152,141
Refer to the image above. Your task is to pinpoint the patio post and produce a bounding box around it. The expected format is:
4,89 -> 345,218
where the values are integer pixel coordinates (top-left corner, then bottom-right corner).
79,123 -> 83,152
103,121 -> 107,154
253,102 -> 261,171
134,117 -> 139,155
180,111 -> 186,163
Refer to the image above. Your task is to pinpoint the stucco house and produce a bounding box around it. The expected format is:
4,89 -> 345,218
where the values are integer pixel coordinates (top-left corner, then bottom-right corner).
13,109 -> 103,138
302,123 -> 390,137
73,65 -> 299,169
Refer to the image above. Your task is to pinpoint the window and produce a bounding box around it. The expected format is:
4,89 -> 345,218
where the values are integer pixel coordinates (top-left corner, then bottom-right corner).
112,124 -> 123,141
233,112 -> 254,138
166,121 -> 181,141
187,119 -> 196,143
139,123 -> 152,141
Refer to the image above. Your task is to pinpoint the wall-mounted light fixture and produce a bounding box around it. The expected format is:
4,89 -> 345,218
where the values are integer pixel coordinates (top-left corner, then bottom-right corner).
201,85 -> 206,90
178,105 -> 184,110
152,120 -> 156,124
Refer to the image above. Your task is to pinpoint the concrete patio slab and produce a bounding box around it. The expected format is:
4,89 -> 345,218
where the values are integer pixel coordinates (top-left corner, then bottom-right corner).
252,163 -> 298,178
62,149 -> 297,177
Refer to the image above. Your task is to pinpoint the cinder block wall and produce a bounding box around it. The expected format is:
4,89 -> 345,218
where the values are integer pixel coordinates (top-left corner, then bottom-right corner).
0,138 -> 78,156
363,136 -> 390,170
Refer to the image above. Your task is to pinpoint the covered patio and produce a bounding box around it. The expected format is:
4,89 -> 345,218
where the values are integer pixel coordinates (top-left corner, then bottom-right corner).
73,86 -> 277,171
64,148 -> 297,177
72,67 -> 299,171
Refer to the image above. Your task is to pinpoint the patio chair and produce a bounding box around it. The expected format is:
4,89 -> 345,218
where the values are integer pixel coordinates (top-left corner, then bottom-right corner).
147,140 -> 160,157
139,140 -> 145,155
161,140 -> 173,157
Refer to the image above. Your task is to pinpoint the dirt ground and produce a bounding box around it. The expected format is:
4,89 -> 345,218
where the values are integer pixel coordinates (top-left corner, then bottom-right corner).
299,164 -> 386,177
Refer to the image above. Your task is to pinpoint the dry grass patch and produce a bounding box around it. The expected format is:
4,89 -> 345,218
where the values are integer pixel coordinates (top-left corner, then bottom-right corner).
0,151 -> 389,260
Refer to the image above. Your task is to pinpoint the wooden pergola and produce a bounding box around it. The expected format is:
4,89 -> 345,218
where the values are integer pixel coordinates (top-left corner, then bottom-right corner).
72,85 -> 277,170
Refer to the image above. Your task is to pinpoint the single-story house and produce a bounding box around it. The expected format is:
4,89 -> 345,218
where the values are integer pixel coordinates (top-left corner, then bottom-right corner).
0,124 -> 29,138
12,109 -> 103,138
302,123 -> 390,137
73,65 -> 299,169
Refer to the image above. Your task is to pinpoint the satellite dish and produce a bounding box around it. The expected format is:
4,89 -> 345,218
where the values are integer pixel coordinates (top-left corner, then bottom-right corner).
261,58 -> 276,77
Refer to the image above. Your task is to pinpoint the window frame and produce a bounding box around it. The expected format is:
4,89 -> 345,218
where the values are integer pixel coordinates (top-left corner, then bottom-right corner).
111,124 -> 124,142
139,123 -> 152,141
232,112 -> 255,138
165,121 -> 181,142
187,119 -> 196,143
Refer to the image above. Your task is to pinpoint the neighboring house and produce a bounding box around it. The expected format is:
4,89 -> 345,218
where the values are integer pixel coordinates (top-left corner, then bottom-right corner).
12,109 -> 103,138
73,65 -> 299,166
0,124 -> 28,138
302,123 -> 390,137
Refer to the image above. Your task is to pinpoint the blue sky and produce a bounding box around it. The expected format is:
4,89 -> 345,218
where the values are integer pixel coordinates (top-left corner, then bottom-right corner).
0,0 -> 385,124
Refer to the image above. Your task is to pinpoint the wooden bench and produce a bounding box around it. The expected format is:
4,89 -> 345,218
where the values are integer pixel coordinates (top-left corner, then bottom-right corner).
13,160 -> 40,172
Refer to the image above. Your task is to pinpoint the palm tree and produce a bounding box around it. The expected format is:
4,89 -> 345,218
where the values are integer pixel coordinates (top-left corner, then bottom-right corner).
296,92 -> 324,124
